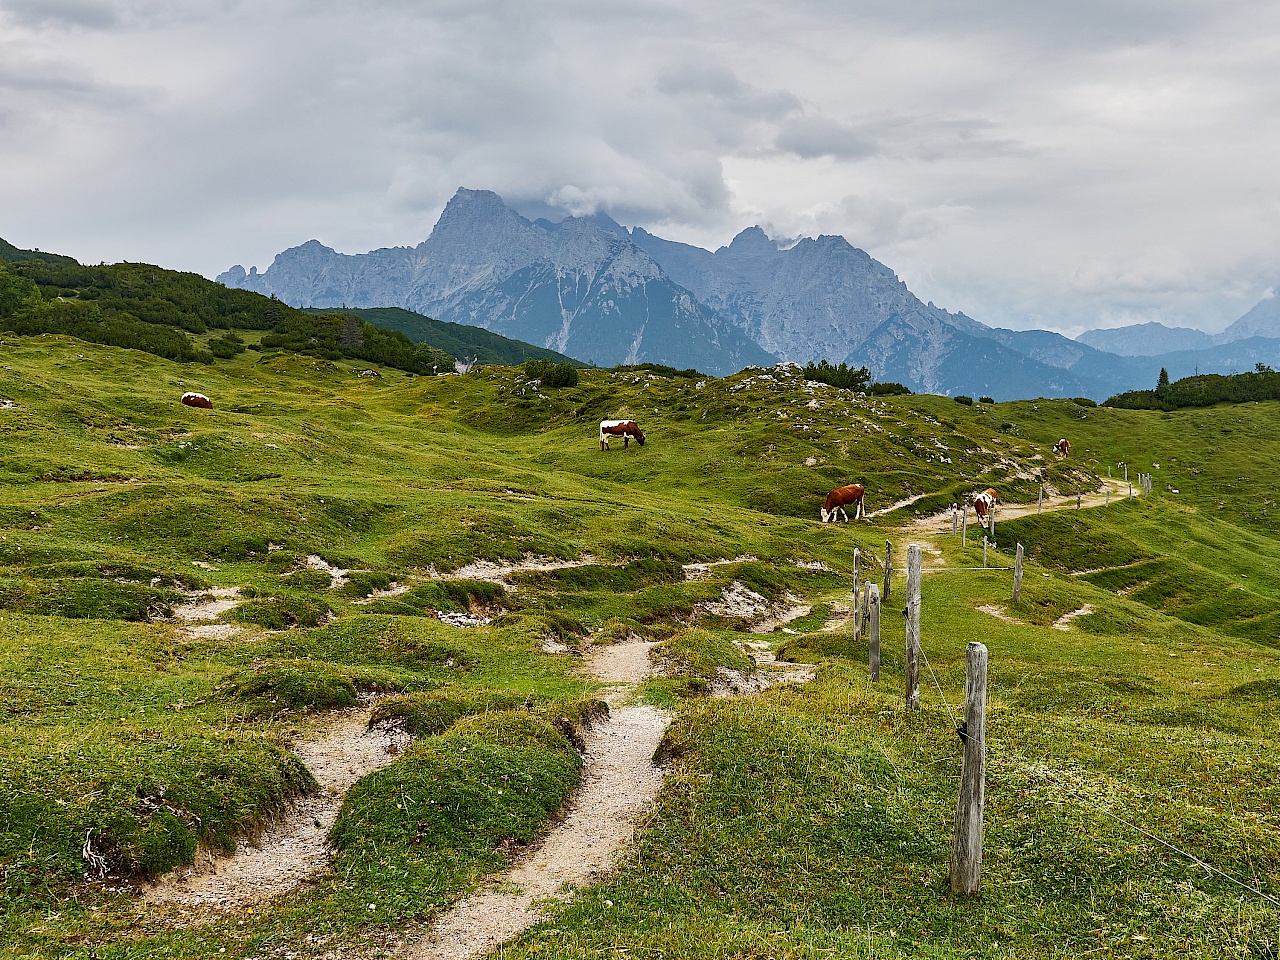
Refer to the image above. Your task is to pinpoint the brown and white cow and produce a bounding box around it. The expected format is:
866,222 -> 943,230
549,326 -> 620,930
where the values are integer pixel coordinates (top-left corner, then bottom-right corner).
821,483 -> 865,522
181,391 -> 213,409
1053,438 -> 1071,456
599,419 -> 646,450
973,487 -> 998,520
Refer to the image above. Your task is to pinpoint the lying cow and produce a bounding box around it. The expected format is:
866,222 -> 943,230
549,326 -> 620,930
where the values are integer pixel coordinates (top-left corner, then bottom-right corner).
821,483 -> 865,522
181,391 -> 213,409
599,419 -> 645,450
1053,438 -> 1071,457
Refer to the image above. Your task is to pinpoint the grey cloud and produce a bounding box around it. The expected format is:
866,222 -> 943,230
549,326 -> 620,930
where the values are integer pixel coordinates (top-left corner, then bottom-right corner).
0,0 -> 120,29
775,116 -> 879,160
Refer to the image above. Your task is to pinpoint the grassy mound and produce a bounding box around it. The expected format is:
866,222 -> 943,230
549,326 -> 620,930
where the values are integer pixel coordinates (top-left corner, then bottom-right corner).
213,658 -> 404,716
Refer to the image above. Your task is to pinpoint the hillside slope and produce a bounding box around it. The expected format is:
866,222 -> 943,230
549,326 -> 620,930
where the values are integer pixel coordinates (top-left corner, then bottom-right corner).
0,336 -> 1276,959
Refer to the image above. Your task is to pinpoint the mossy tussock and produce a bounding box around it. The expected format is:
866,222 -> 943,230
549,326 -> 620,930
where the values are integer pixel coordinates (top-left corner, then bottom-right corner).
212,658 -> 405,716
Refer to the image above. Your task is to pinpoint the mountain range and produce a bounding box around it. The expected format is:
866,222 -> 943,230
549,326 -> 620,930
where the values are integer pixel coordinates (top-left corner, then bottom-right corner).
219,188 -> 1280,399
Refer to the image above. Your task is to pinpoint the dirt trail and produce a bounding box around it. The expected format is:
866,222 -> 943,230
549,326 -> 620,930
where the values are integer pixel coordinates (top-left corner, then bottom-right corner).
407,640 -> 668,960
144,706 -> 409,911
909,477 -> 1135,539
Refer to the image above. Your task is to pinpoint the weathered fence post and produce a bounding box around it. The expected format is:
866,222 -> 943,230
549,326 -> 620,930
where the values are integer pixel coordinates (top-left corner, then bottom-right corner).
862,581 -> 871,645
961,503 -> 969,547
868,583 -> 881,682
1076,483 -> 1081,510
905,544 -> 921,710
952,509 -> 958,536
1129,481 -> 1134,498
1105,486 -> 1110,506
950,641 -> 988,895
982,537 -> 988,569
852,548 -> 862,642
1124,463 -> 1129,482
1013,542 -> 1024,603
883,540 -> 893,603
1037,485 -> 1043,515
988,503 -> 996,545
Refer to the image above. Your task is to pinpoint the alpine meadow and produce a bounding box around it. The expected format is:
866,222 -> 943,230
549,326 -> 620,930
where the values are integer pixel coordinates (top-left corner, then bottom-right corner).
0,301 -> 1278,958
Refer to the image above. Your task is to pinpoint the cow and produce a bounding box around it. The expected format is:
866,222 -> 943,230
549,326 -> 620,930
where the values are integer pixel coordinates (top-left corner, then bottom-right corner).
1053,438 -> 1071,457
821,483 -> 865,523
599,419 -> 645,450
973,488 -> 998,520
181,391 -> 213,409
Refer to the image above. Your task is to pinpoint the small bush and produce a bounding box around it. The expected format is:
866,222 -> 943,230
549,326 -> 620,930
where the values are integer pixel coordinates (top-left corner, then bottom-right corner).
1071,397 -> 1098,407
523,358 -> 579,388
869,381 -> 911,395
979,395 -> 994,404
953,395 -> 974,406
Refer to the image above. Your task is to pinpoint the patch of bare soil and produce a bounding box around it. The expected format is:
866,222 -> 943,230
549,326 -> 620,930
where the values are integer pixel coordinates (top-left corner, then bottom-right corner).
713,638 -> 816,697
353,583 -> 411,605
749,595 -> 811,634
700,581 -> 770,619
441,554 -> 599,586
866,492 -> 931,518
304,555 -> 350,589
977,604 -> 1020,624
143,705 -> 409,913
172,587 -> 241,622
680,555 -> 759,580
1053,604 -> 1095,631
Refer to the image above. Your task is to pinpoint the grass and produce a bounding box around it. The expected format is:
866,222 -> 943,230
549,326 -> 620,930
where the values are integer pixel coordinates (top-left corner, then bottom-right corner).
1,335 -> 1278,958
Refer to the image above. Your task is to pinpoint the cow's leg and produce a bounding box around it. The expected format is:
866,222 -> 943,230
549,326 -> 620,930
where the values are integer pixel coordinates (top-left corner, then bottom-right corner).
623,435 -> 630,448
837,505 -> 848,523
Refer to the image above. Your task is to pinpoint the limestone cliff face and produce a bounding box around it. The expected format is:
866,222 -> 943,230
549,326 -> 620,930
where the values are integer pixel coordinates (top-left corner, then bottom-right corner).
218,187 -> 1126,396
218,189 -> 773,375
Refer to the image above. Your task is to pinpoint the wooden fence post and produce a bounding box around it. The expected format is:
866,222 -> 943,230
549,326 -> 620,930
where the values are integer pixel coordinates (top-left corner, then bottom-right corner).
1013,542 -> 1024,603
868,583 -> 881,682
1076,484 -> 1081,510
952,508 -> 958,536
862,581 -> 871,644
883,540 -> 893,603
982,537 -> 988,569
961,503 -> 969,547
988,503 -> 996,545
905,544 -> 921,710
1124,463 -> 1128,482
1037,485 -> 1043,515
1105,486 -> 1110,506
852,548 -> 862,642
950,641 -> 988,895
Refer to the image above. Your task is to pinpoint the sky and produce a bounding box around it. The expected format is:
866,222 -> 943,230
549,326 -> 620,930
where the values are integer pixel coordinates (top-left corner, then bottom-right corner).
2,0 -> 1279,336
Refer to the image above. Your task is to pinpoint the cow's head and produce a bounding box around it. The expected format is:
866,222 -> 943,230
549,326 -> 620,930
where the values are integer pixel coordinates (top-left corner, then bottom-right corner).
820,507 -> 830,523
632,427 -> 646,446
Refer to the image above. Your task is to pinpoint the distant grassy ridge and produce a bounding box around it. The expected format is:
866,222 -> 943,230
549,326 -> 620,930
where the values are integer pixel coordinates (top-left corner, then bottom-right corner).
307,306 -> 585,369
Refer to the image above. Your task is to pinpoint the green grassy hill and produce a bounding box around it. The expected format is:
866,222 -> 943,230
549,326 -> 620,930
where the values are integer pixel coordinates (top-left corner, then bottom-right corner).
0,336 -> 1277,959
306,305 -> 586,368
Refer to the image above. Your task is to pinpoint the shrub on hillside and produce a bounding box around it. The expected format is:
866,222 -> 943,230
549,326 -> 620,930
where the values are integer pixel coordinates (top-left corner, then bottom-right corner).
979,395 -> 995,404
953,395 -> 974,405
523,358 -> 579,387
869,381 -> 912,395
801,360 -> 871,391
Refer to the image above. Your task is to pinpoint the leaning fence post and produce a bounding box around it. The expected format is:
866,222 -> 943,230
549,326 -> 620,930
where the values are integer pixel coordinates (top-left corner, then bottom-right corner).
852,548 -> 862,642
950,641 -> 988,895
905,544 -> 922,710
1013,542 -> 1024,603
883,540 -> 893,603
868,583 -> 881,681
962,503 -> 969,547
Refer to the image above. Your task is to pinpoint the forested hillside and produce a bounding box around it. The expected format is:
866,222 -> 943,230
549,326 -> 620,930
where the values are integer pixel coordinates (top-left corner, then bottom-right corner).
0,241 -> 453,375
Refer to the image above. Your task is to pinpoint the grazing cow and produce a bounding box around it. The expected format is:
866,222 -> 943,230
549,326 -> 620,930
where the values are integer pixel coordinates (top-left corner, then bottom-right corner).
1053,438 -> 1071,457
599,419 -> 646,450
973,487 -> 998,520
821,483 -> 865,523
181,391 -> 213,409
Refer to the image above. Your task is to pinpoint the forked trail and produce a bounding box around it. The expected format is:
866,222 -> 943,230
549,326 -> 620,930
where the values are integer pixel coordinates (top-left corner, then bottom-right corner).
407,640 -> 668,960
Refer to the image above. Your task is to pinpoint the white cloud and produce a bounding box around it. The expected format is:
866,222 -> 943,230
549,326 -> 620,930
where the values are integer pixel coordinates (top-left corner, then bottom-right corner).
0,0 -> 1278,333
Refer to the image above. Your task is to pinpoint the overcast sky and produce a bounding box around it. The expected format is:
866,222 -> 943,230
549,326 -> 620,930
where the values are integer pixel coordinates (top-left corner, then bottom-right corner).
3,0 -> 1279,335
